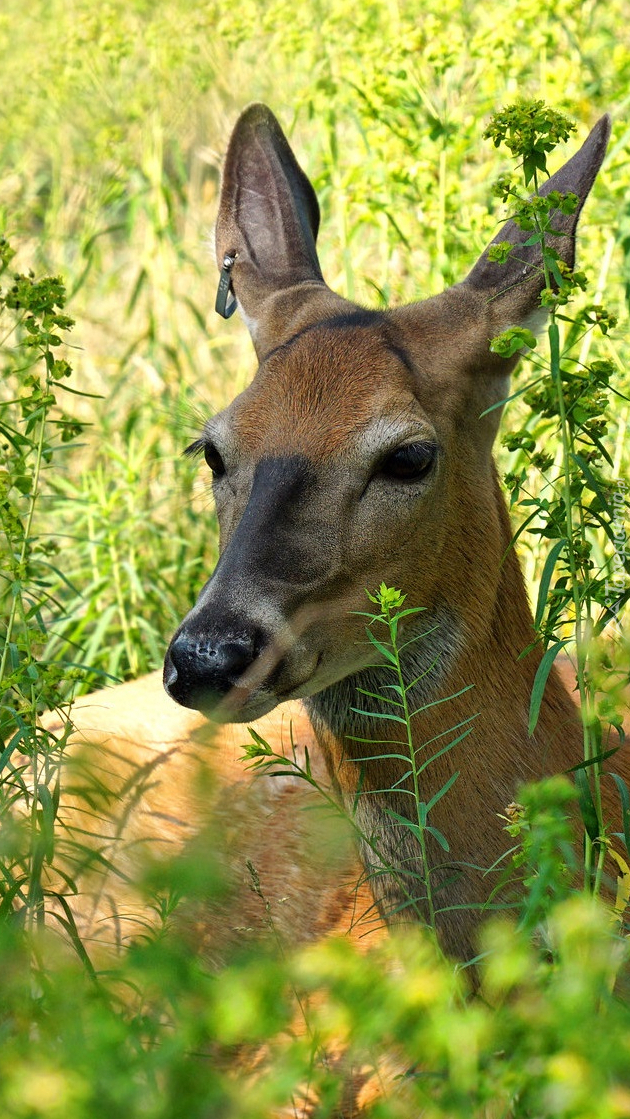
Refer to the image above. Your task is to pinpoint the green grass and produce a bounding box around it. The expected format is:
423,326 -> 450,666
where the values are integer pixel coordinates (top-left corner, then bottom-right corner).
1,1 -> 630,1115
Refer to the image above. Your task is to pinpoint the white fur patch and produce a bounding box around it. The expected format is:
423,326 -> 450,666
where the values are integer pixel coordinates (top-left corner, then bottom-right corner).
237,300 -> 259,342
520,305 -> 549,337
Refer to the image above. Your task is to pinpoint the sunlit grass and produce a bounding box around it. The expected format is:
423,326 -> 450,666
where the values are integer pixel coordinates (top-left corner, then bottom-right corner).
1,2 -> 629,1114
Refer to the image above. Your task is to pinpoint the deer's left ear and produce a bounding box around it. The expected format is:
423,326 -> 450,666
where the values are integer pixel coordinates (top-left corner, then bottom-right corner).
462,114 -> 611,331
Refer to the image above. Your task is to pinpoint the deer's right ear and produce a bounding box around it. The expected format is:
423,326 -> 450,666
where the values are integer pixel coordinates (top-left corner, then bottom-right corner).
215,104 -> 325,354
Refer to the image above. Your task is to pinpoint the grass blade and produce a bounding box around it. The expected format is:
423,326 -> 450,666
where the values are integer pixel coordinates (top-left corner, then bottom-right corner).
528,639 -> 568,735
611,773 -> 630,854
534,538 -> 566,630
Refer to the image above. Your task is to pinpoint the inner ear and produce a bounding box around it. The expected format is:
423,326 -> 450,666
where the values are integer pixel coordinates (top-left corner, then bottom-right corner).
215,106 -> 324,335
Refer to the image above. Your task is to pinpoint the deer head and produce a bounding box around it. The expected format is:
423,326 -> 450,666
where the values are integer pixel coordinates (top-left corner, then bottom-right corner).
164,104 -> 609,725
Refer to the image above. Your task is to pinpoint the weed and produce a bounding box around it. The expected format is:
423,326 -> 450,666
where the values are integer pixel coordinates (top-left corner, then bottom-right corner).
485,99 -> 630,896
0,241 -> 95,957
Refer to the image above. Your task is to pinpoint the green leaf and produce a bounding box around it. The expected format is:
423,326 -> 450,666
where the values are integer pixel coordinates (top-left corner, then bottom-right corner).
356,686 -> 403,707
480,374 -> 545,419
383,808 -> 421,841
566,748 -> 619,773
571,452 -> 613,515
0,879 -> 27,919
490,326 -> 537,358
350,707 -> 407,725
548,319 -> 561,369
426,770 -> 460,813
37,782 -> 56,863
574,769 -> 600,842
48,895 -> 97,978
241,727 -> 274,758
409,683 -> 474,720
350,752 -> 410,763
425,825 -> 450,852
611,774 -> 630,854
365,633 -> 397,665
417,722 -> 477,772
528,639 -> 568,735
393,606 -> 427,621
487,240 -> 514,263
533,538 -> 566,630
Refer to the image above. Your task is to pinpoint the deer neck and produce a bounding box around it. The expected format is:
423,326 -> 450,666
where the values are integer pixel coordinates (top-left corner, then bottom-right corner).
305,472 -> 581,953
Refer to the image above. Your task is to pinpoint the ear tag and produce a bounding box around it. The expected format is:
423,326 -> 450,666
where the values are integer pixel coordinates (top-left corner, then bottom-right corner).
215,253 -> 237,319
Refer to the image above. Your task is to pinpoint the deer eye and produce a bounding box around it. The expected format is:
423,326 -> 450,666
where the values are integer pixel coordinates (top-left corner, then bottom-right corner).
184,438 -> 226,478
203,442 -> 226,477
380,442 -> 437,482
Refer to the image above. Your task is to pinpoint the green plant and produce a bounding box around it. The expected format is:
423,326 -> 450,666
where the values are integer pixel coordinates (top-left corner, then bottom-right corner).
2,0 -> 628,684
353,585 -> 478,930
40,432 -> 210,682
0,240 -> 96,953
0,11 -> 629,1115
0,821 -> 628,1118
484,99 -> 629,897
242,584 -> 480,939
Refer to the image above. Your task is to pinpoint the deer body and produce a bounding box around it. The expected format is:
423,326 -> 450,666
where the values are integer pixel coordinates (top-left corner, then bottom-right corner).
153,105 -> 622,962
48,676 -> 380,959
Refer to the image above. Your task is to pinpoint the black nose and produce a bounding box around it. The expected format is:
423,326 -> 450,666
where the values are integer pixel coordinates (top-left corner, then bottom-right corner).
163,629 -> 258,710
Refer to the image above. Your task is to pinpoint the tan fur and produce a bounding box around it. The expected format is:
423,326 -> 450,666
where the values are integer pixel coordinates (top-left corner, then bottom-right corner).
45,676 -> 380,960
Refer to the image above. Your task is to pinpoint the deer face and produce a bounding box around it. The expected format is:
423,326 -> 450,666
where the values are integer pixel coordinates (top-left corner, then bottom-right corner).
163,105 -> 609,720
166,318 -> 446,718
164,305 -> 508,720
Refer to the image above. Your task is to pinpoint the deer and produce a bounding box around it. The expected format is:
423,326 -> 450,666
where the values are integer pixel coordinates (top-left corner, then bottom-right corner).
51,106 -> 623,975
40,104 -> 626,1118
156,103 -> 624,964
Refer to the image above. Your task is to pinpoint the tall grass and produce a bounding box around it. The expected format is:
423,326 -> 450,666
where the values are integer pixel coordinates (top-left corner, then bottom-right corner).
1,2 -> 630,1115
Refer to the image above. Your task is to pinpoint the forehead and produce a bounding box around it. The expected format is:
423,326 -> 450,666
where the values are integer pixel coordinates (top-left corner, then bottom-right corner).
225,318 -> 432,461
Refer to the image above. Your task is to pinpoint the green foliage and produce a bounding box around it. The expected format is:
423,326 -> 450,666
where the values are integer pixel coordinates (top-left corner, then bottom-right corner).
0,247 -> 97,954
483,99 -> 577,185
501,777 -> 578,934
357,585 -> 473,926
1,0 -> 628,679
0,835 -> 628,1118
490,325 -> 538,357
1,5 -> 629,1117
486,98 -> 629,895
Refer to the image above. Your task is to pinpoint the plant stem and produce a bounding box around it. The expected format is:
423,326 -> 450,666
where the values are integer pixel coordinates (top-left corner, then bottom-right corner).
384,602 -> 437,931
532,167 -> 602,891
0,349 -> 51,691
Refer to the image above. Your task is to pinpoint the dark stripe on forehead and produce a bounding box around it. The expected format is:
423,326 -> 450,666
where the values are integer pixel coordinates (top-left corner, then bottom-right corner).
261,309 -> 416,379
381,331 -> 417,380
260,312 -> 381,364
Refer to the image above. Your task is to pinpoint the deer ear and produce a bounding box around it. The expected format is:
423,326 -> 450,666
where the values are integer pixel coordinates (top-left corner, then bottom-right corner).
215,104 -> 330,354
463,114 -> 611,330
